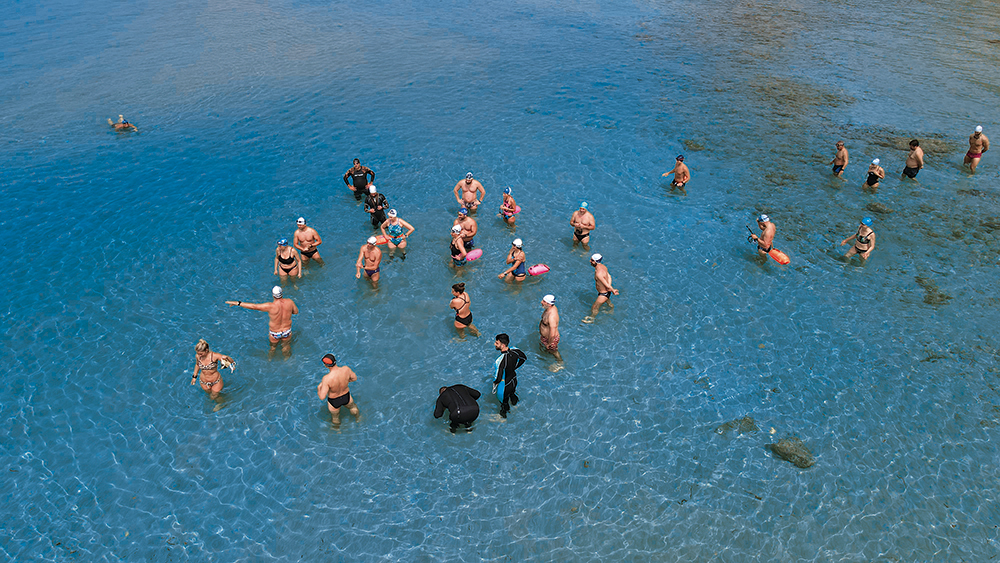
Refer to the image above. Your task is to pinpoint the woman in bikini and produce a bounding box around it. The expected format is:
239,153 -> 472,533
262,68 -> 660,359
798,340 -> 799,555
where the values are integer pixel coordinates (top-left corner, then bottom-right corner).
273,239 -> 302,278
449,283 -> 480,337
499,187 -> 517,226
841,217 -> 876,260
192,339 -> 234,399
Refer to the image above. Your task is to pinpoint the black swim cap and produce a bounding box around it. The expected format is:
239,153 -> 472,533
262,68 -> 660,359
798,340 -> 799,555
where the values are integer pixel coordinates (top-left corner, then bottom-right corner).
322,354 -> 336,366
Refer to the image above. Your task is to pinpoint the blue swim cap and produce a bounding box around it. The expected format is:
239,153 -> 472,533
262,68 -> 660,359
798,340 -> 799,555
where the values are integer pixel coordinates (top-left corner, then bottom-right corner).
459,208 -> 468,215
862,217 -> 873,226
277,238 -> 289,246
503,187 -> 512,195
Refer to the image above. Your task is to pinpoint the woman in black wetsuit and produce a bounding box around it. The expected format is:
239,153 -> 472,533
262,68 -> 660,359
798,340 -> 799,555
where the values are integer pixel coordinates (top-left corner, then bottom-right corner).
273,238 -> 302,279
449,283 -> 480,337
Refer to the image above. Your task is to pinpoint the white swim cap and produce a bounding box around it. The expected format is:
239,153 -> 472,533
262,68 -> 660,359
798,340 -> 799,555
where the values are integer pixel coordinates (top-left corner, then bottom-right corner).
272,286 -> 283,298
466,172 -> 474,179
512,238 -> 523,248
542,294 -> 556,304
580,202 -> 588,209
451,225 -> 462,233
758,214 -> 770,223
368,185 -> 377,193
367,236 -> 377,245
591,253 -> 603,262
296,217 -> 306,225
872,158 -> 880,165
976,125 -> 983,133
387,209 -> 397,217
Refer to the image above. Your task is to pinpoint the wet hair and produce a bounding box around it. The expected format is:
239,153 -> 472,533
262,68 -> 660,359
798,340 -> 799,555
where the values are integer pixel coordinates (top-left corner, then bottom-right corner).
495,333 -> 510,346
452,283 -> 466,293
353,158 -> 360,164
909,139 -> 919,147
195,339 -> 210,353
322,353 -> 336,366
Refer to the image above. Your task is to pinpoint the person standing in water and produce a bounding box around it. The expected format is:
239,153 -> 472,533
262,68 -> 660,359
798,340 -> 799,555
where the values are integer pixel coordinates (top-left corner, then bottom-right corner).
492,333 -> 526,418
662,155 -> 690,190
434,384 -> 481,432
294,217 -> 324,265
380,209 -> 414,260
499,187 -> 517,226
538,294 -> 562,362
273,239 -> 302,279
498,238 -> 526,282
191,339 -> 234,400
901,140 -> 924,180
840,217 -> 876,260
317,354 -> 361,426
748,214 -> 777,257
226,286 -> 298,356
863,159 -> 885,190
453,172 -> 485,214
343,158 -> 376,200
449,283 -> 480,337
356,236 -> 382,288
830,141 -> 849,178
364,185 -> 388,228
454,208 -> 478,248
964,125 -> 989,174
584,253 -> 619,322
569,202 -> 596,250
450,225 -> 469,267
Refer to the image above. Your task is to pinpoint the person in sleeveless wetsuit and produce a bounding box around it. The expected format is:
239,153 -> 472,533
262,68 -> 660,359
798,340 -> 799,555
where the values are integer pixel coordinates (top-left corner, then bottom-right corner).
434,384 -> 481,432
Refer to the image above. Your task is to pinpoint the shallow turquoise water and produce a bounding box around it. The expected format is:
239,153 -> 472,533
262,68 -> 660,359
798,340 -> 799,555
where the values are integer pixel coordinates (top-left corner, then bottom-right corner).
3,0 -> 1000,560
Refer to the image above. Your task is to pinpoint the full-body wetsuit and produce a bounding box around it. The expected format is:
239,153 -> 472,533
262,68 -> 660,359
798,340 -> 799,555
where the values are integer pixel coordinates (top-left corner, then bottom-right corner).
493,348 -> 527,417
434,385 -> 481,431
344,166 -> 376,200
364,192 -> 388,227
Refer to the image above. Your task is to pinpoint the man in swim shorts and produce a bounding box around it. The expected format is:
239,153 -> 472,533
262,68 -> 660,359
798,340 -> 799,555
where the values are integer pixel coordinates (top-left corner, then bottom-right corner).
364,185 -> 389,228
830,141 -> 848,178
863,159 -> 885,189
964,125 -> 989,174
538,294 -> 562,362
840,216 -> 876,260
748,214 -> 777,258
662,155 -> 690,190
343,158 -> 376,200
434,384 -> 481,432
453,208 -> 478,249
225,285 -> 298,356
453,172 -> 485,213
586,254 -> 619,321
293,217 -> 324,265
902,139 -> 924,180
493,333 -> 527,418
356,236 -> 382,288
317,354 -> 361,427
569,202 -> 596,250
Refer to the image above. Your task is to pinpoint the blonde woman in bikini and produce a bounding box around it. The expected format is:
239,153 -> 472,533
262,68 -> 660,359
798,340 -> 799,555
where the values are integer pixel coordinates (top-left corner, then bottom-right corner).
192,339 -> 234,399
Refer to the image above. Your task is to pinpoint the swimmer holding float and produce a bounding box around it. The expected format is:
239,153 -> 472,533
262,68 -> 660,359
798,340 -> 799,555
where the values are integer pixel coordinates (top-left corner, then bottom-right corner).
747,214 -> 790,265
499,187 -> 517,225
499,239 -> 527,282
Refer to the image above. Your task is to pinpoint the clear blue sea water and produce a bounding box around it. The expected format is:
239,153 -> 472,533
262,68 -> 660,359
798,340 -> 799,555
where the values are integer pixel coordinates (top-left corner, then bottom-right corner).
3,0 -> 1000,560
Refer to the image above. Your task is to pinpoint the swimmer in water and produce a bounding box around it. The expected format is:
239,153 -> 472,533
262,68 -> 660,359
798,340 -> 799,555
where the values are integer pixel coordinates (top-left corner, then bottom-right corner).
662,155 -> 690,191
570,202 -> 596,250
364,185 -> 388,228
356,236 -> 382,288
493,333 -> 527,418
317,354 -> 361,427
191,339 -> 234,400
450,225 -> 469,267
499,187 -> 517,226
226,286 -> 298,357
449,283 -> 480,338
748,214 -> 776,258
380,209 -> 414,260
584,253 -> 618,322
435,384 -> 481,433
538,294 -> 562,362
107,114 -> 138,132
453,172 -> 485,213
294,217 -> 324,265
830,141 -> 849,178
343,158 -> 376,200
273,238 -> 302,279
901,140 -> 923,180
863,159 -> 885,190
840,217 -> 876,260
453,208 -> 478,249
964,125 -> 989,174
499,238 -> 527,282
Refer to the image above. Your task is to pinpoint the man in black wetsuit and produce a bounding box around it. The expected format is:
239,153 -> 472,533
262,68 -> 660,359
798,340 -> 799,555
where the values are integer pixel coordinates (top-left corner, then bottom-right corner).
343,158 -> 376,201
493,333 -> 527,418
434,384 -> 481,432
364,185 -> 388,228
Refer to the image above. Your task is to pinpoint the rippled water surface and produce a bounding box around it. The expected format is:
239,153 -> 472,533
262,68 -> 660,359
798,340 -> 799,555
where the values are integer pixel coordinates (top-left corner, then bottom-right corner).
3,0 -> 1000,560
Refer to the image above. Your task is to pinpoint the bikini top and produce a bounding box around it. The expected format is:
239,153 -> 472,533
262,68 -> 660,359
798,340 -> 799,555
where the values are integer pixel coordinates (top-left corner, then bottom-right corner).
198,356 -> 218,371
277,250 -> 296,265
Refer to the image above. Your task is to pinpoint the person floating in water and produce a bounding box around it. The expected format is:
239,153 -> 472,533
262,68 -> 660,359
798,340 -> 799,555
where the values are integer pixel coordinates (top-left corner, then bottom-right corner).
274,238 -> 302,279
191,339 -> 234,400
498,238 -> 526,282
499,187 -> 517,225
863,159 -> 885,190
226,286 -> 298,357
748,214 -> 776,258
538,294 -> 562,362
570,202 -> 596,250
449,282 -> 480,338
380,209 -> 414,260
492,333 -> 526,418
450,225 -> 469,267
964,125 -> 989,174
317,354 -> 361,427
583,253 -> 618,323
107,114 -> 137,132
453,208 -> 477,249
830,141 -> 848,178
901,140 -> 924,180
840,217 -> 876,260
662,155 -> 690,190
434,384 -> 481,432
344,158 -> 376,201
356,236 -> 382,288
453,172 -> 485,214
294,217 -> 324,265
364,185 -> 388,228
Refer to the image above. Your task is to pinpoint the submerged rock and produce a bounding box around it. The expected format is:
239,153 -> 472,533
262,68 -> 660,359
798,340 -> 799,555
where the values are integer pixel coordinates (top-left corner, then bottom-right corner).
715,416 -> 760,437
915,276 -> 952,305
766,437 -> 815,468
866,202 -> 893,215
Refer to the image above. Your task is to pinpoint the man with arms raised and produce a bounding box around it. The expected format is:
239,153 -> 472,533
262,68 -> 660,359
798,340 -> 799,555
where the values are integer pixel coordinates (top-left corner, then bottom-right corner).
293,217 -> 324,265
317,354 -> 361,427
226,286 -> 298,357
569,202 -> 596,250
584,254 -> 619,323
964,126 -> 989,174
356,236 -> 383,288
453,172 -> 485,214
